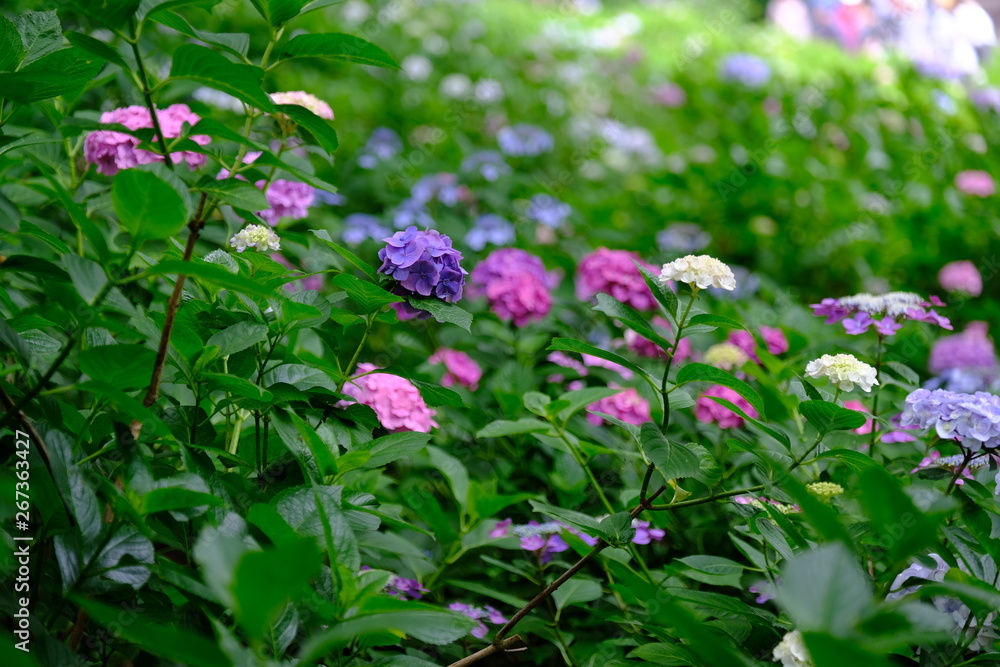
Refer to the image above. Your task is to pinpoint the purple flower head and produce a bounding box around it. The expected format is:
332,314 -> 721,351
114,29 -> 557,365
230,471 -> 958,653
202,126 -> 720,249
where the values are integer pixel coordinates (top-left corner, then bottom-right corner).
411,172 -> 469,207
465,214 -> 515,251
258,180 -> 315,224
971,87 -> 1000,113
760,326 -> 789,355
631,519 -> 665,545
342,213 -> 390,245
938,261 -> 983,297
379,227 -> 467,305
720,53 -> 771,88
901,388 -> 1000,452
955,170 -> 995,197
448,602 -> 508,639
497,124 -> 554,157
586,387 -> 652,426
748,580 -> 776,604
461,150 -> 511,181
575,248 -> 658,310
84,104 -> 210,176
386,576 -> 428,601
470,249 -> 559,327
514,521 -> 569,563
657,222 -> 711,254
358,127 -> 402,168
929,322 -> 997,375
526,194 -> 572,229
490,518 -> 512,538
811,292 -> 951,337
429,348 -> 482,390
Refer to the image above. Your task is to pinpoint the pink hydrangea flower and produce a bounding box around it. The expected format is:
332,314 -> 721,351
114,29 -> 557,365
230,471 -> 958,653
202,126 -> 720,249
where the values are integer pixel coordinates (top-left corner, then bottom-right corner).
938,260 -> 983,297
470,249 -> 558,327
929,322 -> 997,374
429,349 -> 482,390
586,387 -> 651,426
760,326 -> 789,355
489,518 -> 512,538
575,247 -> 658,310
218,151 -> 314,225
728,330 -> 758,361
339,363 -> 437,432
842,400 -> 873,434
695,385 -> 758,429
582,354 -> 634,380
84,104 -> 210,175
955,170 -> 995,197
269,91 -> 334,120
624,316 -> 693,362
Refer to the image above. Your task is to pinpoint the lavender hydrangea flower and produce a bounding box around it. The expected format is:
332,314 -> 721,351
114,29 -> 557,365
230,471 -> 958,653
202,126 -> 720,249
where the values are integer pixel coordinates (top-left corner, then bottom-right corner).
461,150 -> 512,181
217,151 -> 314,224
497,123 -> 554,157
720,54 -> 771,88
657,222 -> 711,254
469,248 -> 559,327
811,292 -> 951,336
970,87 -> 1000,113
391,198 -> 435,229
526,194 -> 572,229
465,214 -> 515,251
515,521 -> 569,563
411,172 -> 470,206
929,322 -> 997,375
900,388 -> 1000,451
358,127 -> 403,168
342,213 -> 390,245
378,226 -> 467,316
385,576 -> 428,601
448,603 -> 508,639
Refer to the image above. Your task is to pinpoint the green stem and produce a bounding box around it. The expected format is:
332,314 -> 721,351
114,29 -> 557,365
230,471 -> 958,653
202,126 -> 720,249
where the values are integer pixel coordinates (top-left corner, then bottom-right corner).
339,313 -> 376,390
661,289 -> 698,433
129,19 -> 174,169
869,334 -> 884,460
648,483 -> 765,511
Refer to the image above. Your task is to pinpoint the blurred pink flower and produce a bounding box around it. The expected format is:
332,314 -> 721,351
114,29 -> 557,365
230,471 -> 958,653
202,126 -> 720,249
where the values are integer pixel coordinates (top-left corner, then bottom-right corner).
760,326 -> 789,355
575,248 -> 658,310
695,385 -> 758,429
938,260 -> 983,297
339,363 -> 437,432
430,348 -> 482,390
586,387 -> 651,426
955,170 -> 995,197
84,104 -> 209,175
842,400 -> 873,434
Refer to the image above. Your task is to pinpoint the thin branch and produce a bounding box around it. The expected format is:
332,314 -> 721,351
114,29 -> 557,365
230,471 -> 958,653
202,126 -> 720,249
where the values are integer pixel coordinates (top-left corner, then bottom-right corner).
648,483 -> 766,511
129,19 -> 174,169
445,635 -> 526,667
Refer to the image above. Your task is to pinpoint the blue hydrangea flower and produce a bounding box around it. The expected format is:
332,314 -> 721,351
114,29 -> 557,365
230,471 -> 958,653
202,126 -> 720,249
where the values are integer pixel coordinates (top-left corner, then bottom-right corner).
720,54 -> 771,88
358,127 -> 403,169
461,150 -> 512,182
411,173 -> 467,207
465,214 -> 515,251
526,194 -> 572,228
901,388 -> 1000,451
392,198 -> 434,229
709,265 -> 759,300
314,189 -> 346,206
378,226 -> 467,304
342,213 -> 390,245
657,223 -> 711,254
497,124 -> 554,157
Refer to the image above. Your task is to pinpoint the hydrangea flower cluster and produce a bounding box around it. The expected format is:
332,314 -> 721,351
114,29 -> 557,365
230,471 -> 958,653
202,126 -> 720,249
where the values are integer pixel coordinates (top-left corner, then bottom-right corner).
929,322 -> 996,375
805,354 -> 878,392
659,255 -> 736,291
339,363 -> 437,432
229,224 -> 280,253
411,172 -> 470,207
218,151 -> 315,224
460,150 -> 511,181
901,388 -> 1000,451
760,326 -> 790,355
586,387 -> 651,426
955,170 -> 995,197
358,127 -> 403,168
772,630 -> 814,667
811,291 -> 951,336
910,450 -> 996,486
734,496 -> 799,514
378,227 -> 467,313
656,222 -> 711,254
84,104 -> 210,176
695,385 -> 758,429
526,194 -> 573,228
576,248 -> 657,310
720,53 -> 772,88
342,213 -> 390,245
703,342 -> 749,372
514,521 -> 571,563
429,349 -> 482,390
470,248 -> 558,327
806,481 -> 844,501
465,213 -> 515,251
448,602 -> 508,639
269,91 -> 334,119
938,260 -> 983,296
391,198 -> 434,230
497,123 -> 554,156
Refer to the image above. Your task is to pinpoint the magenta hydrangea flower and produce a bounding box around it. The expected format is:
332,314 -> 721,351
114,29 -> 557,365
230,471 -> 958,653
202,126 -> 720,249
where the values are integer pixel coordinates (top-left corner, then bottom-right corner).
929,322 -> 997,374
338,363 -> 437,432
386,576 -> 428,601
218,151 -> 314,224
469,249 -> 558,327
582,354 -> 634,380
490,518 -> 512,538
811,292 -> 951,336
631,519 -> 665,545
586,387 -> 651,426
378,226 -> 467,320
955,170 -> 995,197
84,104 -> 210,175
576,248 -> 658,310
760,326 -> 789,355
448,603 -> 508,639
624,316 -> 693,362
938,260 -> 983,297
695,385 -> 758,429
429,348 -> 482,390
842,400 -> 873,435
728,330 -> 759,362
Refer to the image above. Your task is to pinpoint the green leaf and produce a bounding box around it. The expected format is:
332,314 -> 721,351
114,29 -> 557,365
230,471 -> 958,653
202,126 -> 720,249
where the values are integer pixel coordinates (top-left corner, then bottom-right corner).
427,445 -> 470,509
140,487 -> 224,514
206,322 -> 269,357
0,128 -> 58,158
79,344 -> 155,390
711,397 -> 791,449
406,296 -> 472,332
675,363 -> 766,418
149,10 -> 249,59
814,449 -> 880,473
558,386 -> 621,422
193,176 -> 269,211
599,511 -> 635,547
640,422 -> 700,480
0,15 -> 25,71
777,543 -> 872,636
628,643 -> 696,665
687,313 -> 747,330
858,467 -> 940,562
529,500 -> 601,536
77,599 -> 229,667
264,364 -> 340,393
594,293 -> 673,351
15,11 -> 62,67
249,0 -> 309,26
232,538 -> 321,636
799,400 -> 868,436
69,0 -> 142,30
476,418 -> 552,438
140,259 -> 283,300
357,431 -> 430,468
61,255 -> 108,305
635,262 -> 677,318
275,486 -> 359,568
311,229 -> 376,279
275,103 -> 338,153
169,44 -> 273,110
112,169 -> 189,242
674,555 -> 744,588
279,32 -> 399,69
547,337 -> 656,388
0,47 -> 106,103
553,577 -> 603,611
410,378 -> 465,408
64,32 -> 127,68
801,633 -> 895,667
331,273 -> 402,312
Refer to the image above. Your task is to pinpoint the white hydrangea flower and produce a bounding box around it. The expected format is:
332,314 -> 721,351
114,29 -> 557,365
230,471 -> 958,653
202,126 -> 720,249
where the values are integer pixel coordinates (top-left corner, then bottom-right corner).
805,354 -> 879,392
269,91 -> 334,120
773,630 -> 814,667
659,254 -> 736,290
230,224 -> 280,253
703,342 -> 749,371
836,292 -> 926,318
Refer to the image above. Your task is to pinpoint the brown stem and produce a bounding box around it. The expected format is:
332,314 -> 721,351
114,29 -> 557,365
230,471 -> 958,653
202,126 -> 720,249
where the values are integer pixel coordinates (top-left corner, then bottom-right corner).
66,608 -> 88,651
446,636 -> 526,667
647,483 -> 766,511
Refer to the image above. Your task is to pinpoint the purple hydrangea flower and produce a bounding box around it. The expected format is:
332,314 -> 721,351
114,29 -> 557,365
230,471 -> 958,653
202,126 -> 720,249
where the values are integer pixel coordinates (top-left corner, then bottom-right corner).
386,577 -> 428,600
258,180 -> 315,224
342,213 -> 391,245
720,54 -> 771,88
497,123 -> 554,157
526,194 -> 572,229
970,87 -> 1000,113
465,214 -> 515,251
657,222 -> 711,254
392,198 -> 434,230
448,603 -> 508,639
358,127 -> 403,168
929,322 -> 997,375
461,150 -> 512,181
379,226 -> 467,317
811,292 -> 952,337
411,172 -> 469,206
901,388 -> 1000,451
630,519 -> 665,545
469,248 -> 560,327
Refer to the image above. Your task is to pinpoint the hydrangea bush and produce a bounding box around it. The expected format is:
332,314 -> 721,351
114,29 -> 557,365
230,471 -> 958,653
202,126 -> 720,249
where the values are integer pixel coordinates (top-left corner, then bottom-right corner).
1,1 -> 999,667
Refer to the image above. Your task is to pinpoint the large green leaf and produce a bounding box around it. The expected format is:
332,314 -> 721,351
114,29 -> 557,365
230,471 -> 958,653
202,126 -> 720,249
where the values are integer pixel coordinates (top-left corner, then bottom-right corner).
0,46 -> 106,103
777,543 -> 872,636
249,0 -> 309,26
169,44 -> 273,110
859,467 -> 940,563
279,32 -> 399,68
312,229 -> 376,279
61,255 -> 108,305
406,296 -> 472,332
553,577 -> 603,611
675,363 -> 765,418
799,400 -> 868,436
79,344 -> 155,390
476,418 -> 552,438
0,15 -> 25,71
112,169 -> 190,242
14,11 -> 62,66
274,103 -> 338,153
231,538 -> 321,637
193,176 -> 269,211
640,422 -> 700,481
331,273 -> 401,312
205,322 -> 269,357
635,262 -> 677,318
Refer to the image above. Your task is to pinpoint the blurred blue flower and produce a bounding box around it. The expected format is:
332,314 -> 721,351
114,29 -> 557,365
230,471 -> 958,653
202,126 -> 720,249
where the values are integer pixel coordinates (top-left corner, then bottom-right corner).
924,367 -> 1000,394
720,54 -> 771,89
342,213 -> 390,245
709,265 -> 759,300
933,90 -> 957,115
358,127 -> 403,169
392,198 -> 434,229
497,124 -> 554,157
657,223 -> 711,254
461,150 -> 512,182
465,214 -> 515,251
526,194 -> 572,228
314,189 -> 346,206
411,173 -> 467,206
970,87 -> 1000,113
